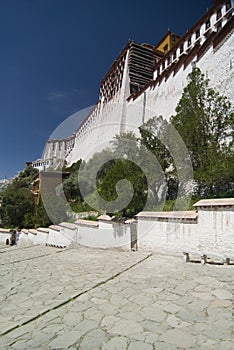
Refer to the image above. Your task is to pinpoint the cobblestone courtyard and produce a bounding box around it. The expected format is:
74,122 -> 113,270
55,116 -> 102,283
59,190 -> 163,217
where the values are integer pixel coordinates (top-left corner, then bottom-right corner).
0,245 -> 233,349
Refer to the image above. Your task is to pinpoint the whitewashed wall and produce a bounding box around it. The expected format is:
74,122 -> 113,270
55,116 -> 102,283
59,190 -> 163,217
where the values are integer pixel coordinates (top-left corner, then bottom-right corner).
45,220 -> 132,249
65,50 -> 130,164
137,213 -> 199,254
43,26 -> 234,165
47,222 -> 76,247
128,31 -> 234,126
0,230 -> 11,244
47,225 -> 66,247
56,222 -> 78,247
36,228 -> 49,245
76,220 -> 131,249
11,199 -> 234,255
18,231 -> 31,247
27,229 -> 38,245
137,202 -> 234,255
195,207 -> 234,255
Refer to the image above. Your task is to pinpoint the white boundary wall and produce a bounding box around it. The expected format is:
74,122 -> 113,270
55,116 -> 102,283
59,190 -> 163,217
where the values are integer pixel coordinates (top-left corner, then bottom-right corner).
76,220 -> 131,249
137,199 -> 234,255
136,212 -> 199,254
17,220 -> 132,250
47,225 -> 65,247
0,229 -> 11,244
36,228 -> 49,245
15,199 -> 234,255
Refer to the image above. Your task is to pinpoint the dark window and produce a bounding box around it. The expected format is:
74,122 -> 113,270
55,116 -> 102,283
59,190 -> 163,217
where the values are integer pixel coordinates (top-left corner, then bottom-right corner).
192,61 -> 196,71
187,37 -> 191,47
206,19 -> 211,29
226,1 -> 231,11
163,44 -> 168,53
196,29 -> 200,39
130,84 -> 138,95
180,44 -> 184,54
162,62 -> 165,70
216,22 -> 222,31
217,8 -> 222,20
173,52 -> 176,61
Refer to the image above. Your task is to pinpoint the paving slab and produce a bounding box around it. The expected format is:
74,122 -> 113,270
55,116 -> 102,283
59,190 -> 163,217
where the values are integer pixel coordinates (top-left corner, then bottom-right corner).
0,245 -> 233,349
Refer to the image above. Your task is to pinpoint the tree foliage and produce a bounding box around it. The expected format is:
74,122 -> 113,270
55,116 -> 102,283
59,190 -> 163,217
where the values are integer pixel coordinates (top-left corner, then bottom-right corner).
2,68 -> 233,227
0,166 -> 52,228
139,116 -> 178,200
98,158 -> 147,217
171,68 -> 234,197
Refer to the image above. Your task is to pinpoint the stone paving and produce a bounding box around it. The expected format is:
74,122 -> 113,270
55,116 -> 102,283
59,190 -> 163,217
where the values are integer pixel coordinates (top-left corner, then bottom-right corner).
0,245 -> 233,349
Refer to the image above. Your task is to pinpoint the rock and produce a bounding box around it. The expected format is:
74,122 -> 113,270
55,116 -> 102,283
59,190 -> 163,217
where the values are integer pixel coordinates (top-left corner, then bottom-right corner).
128,341 -> 153,350
212,289 -> 232,300
159,329 -> 196,348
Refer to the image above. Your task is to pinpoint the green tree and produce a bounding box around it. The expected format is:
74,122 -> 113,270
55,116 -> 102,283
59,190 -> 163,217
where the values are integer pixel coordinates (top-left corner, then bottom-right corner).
0,166 -> 53,228
62,159 -> 94,212
98,158 -> 147,217
84,132 -> 167,216
40,192 -> 69,225
139,116 -> 178,200
0,166 -> 39,228
171,67 -> 234,197
32,200 -> 52,228
139,116 -> 173,171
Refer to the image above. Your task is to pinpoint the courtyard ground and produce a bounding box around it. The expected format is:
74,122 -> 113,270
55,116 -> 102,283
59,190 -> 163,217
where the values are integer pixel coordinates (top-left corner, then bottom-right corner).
0,245 -> 233,349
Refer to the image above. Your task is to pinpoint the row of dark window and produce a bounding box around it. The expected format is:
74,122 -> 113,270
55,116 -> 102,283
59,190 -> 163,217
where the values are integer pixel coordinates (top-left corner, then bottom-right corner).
33,161 -> 50,167
158,1 -> 232,75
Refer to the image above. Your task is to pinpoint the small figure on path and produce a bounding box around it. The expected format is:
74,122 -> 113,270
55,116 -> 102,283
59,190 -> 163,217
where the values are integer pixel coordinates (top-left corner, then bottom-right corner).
10,230 -> 17,246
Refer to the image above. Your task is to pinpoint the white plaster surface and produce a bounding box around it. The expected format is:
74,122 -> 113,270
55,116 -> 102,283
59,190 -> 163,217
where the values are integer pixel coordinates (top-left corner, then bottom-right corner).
76,222 -> 131,249
137,205 -> 234,255
0,232 -> 11,245
15,201 -> 234,256
43,27 -> 234,166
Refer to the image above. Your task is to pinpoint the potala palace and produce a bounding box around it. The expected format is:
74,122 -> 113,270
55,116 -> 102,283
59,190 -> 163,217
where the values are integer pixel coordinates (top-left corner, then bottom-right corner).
33,0 -> 234,170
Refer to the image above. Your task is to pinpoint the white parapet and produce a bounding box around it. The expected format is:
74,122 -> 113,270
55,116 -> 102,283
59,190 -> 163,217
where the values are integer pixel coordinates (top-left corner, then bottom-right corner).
136,198 -> 234,255
18,229 -> 30,246
75,219 -> 131,250
27,229 -> 38,245
0,228 -> 12,245
194,198 -> 234,254
136,211 -> 199,254
57,222 -> 78,247
47,225 -> 70,247
36,227 -> 49,245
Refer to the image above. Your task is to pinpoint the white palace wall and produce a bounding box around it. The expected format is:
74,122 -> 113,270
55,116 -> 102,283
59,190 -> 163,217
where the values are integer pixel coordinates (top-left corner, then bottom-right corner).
61,29 -> 234,165
41,1 -> 234,167
67,101 -> 125,164
127,31 -> 234,129
66,50 -> 131,165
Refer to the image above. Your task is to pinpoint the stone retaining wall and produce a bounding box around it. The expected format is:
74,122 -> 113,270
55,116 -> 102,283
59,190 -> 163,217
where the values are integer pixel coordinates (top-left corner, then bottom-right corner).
12,198 -> 234,255
137,199 -> 234,255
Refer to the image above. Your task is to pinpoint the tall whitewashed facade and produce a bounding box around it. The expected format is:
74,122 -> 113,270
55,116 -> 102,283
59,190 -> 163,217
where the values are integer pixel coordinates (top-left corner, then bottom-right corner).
39,0 -> 234,169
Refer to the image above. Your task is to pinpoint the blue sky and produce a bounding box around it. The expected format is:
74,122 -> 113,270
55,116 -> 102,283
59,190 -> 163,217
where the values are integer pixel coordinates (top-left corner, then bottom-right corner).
0,0 -> 212,178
